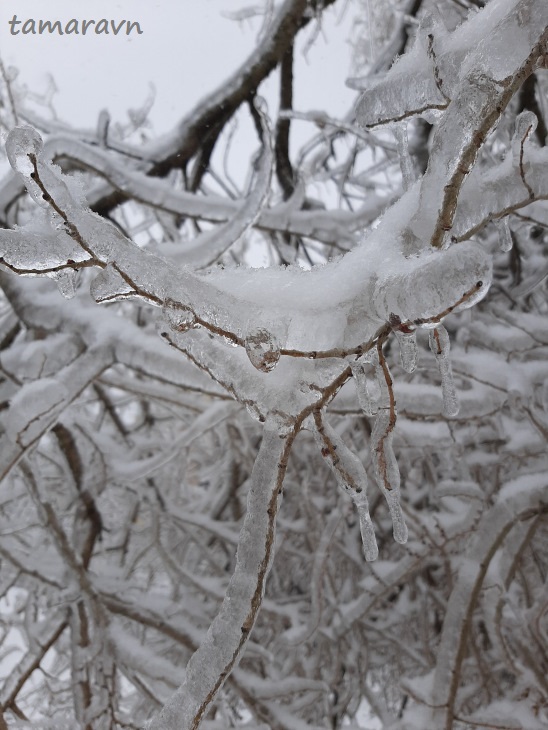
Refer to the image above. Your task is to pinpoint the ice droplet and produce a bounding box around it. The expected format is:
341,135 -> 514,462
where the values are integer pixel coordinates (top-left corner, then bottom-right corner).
514,110 -> 537,142
394,330 -> 418,373
429,325 -> 459,417
245,328 -> 280,373
512,110 -> 537,161
48,269 -> 77,299
6,126 -> 43,176
162,299 -> 197,333
350,360 -> 375,416
90,264 -> 135,303
495,217 -> 513,252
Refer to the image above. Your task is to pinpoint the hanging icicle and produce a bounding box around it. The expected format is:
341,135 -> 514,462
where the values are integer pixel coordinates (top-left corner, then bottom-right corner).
313,413 -> 378,561
429,324 -> 459,417
351,358 -> 376,416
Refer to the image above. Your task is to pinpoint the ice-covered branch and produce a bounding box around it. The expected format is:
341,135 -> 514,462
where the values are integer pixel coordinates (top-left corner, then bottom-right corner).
430,479 -> 547,730
145,424 -> 292,730
1,124 -> 492,357
411,0 -> 548,249
357,0 -> 548,250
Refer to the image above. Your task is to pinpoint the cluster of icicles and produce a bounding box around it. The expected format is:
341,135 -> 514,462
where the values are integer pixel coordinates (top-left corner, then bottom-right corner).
165,302 -> 460,561
319,323 -> 458,562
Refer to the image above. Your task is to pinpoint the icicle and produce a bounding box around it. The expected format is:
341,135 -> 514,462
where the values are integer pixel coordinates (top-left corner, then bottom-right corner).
90,263 -> 135,303
48,269 -> 77,299
162,298 -> 197,333
392,123 -> 414,191
384,489 -> 408,545
394,330 -> 418,373
495,217 -> 513,252
245,328 -> 280,373
356,500 -> 379,562
372,348 -> 390,409
429,325 -> 459,417
350,360 -> 375,416
314,416 -> 378,561
370,408 -> 407,544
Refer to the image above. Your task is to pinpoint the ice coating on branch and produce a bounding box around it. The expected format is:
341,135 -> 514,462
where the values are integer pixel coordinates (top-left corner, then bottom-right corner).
351,360 -> 375,416
314,417 -> 378,561
370,409 -> 398,492
245,328 -> 280,373
0,226 -> 89,273
90,264 -> 135,303
1,333 -> 83,382
429,325 -> 459,417
162,299 -> 197,333
48,269 -> 77,299
495,218 -> 513,252
394,330 -> 418,373
6,377 -> 68,447
180,99 -> 272,269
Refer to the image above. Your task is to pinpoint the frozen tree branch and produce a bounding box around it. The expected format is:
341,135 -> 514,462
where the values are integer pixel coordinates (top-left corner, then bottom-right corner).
0,1 -> 547,727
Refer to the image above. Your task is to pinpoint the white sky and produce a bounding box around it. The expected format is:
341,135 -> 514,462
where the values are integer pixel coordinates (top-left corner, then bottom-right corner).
0,0 -> 360,136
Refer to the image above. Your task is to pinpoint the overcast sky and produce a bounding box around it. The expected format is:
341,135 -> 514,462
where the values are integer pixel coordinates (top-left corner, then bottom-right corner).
0,0 -> 359,137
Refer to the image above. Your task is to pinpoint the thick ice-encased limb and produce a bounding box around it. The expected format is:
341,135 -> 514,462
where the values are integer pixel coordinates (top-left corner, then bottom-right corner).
372,241 -> 492,325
